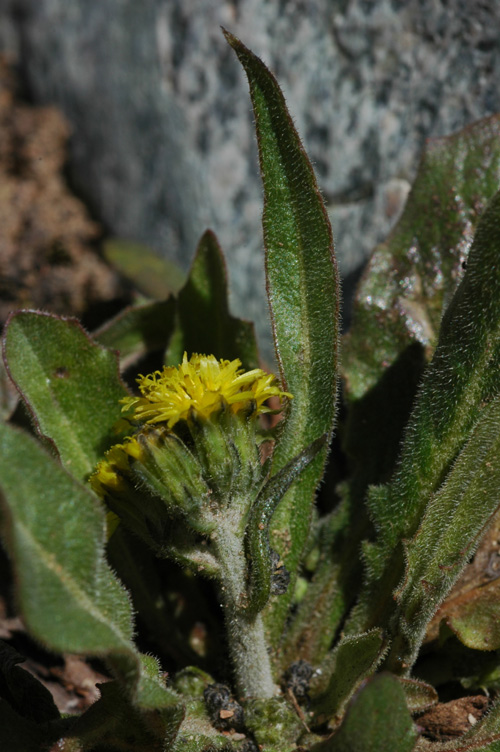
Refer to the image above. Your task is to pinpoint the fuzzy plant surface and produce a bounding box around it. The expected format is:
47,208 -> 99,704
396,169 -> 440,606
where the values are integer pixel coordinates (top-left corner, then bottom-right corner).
2,29 -> 500,752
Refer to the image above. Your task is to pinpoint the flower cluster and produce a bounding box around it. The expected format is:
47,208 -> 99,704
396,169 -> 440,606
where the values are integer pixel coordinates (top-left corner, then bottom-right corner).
120,352 -> 292,428
90,353 -> 292,508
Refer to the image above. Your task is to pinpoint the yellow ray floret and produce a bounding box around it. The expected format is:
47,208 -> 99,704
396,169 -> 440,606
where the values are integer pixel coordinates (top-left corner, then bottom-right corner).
120,352 -> 292,428
89,437 -> 143,498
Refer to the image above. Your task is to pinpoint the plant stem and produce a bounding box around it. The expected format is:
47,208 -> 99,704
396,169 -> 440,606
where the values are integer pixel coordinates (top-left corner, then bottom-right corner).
212,510 -> 277,699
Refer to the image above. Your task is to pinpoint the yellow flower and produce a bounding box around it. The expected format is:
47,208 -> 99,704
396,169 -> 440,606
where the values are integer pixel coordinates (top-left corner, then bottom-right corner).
89,437 -> 142,499
120,352 -> 292,428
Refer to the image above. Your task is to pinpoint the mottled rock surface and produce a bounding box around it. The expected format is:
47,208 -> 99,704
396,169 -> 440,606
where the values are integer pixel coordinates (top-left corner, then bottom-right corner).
1,0 -> 498,355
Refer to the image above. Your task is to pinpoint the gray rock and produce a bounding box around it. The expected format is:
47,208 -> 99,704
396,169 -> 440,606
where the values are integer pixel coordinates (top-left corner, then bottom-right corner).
1,0 -> 499,357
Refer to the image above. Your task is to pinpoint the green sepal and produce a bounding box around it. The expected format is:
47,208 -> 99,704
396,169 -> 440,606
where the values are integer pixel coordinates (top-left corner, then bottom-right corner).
188,406 -> 263,501
310,630 -> 386,726
224,30 -> 340,643
246,435 -> 327,616
130,428 -> 215,535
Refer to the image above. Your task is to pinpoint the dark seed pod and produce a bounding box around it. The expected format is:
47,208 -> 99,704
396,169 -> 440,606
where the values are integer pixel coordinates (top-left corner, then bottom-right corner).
203,683 -> 245,731
284,660 -> 314,701
270,548 -> 290,595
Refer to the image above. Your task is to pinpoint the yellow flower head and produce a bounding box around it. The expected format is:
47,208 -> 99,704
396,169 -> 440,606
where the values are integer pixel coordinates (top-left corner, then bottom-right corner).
89,437 -> 143,499
120,352 -> 292,428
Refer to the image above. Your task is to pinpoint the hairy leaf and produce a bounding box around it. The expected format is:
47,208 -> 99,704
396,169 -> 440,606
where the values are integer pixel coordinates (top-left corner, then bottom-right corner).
247,435 -> 326,616
224,30 -> 340,644
349,190 -> 500,645
0,421 -> 184,743
94,298 -> 177,370
313,674 -> 418,752
397,678 -> 438,714
165,229 -> 259,370
311,630 -> 385,725
3,312 -> 128,482
343,114 -> 500,402
387,395 -> 500,669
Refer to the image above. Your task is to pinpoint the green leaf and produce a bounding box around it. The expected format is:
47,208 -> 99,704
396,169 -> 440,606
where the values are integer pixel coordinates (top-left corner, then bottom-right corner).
94,298 -> 177,370
0,421 -> 184,745
70,673 -> 184,752
349,189 -> 500,643
165,229 -> 259,370
3,312 -> 128,482
0,421 -> 133,656
103,238 -> 186,299
246,435 -> 327,616
312,674 -> 418,752
397,677 -> 438,714
343,114 -> 500,402
0,357 -> 18,420
444,578 -> 500,651
386,394 -> 500,669
224,30 -> 340,644
311,630 -> 385,726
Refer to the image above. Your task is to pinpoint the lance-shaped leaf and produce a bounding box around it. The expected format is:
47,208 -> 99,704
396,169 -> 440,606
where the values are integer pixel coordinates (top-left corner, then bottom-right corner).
312,674 -> 418,752
343,114 -> 500,403
348,190 -> 500,639
246,435 -> 326,616
3,311 -> 128,482
311,630 -> 385,726
0,421 -> 184,743
385,394 -> 500,671
165,229 -> 259,370
224,30 -> 340,643
94,298 -> 177,370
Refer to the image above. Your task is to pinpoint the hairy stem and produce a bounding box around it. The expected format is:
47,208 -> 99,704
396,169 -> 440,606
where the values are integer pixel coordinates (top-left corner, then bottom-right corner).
212,510 -> 276,699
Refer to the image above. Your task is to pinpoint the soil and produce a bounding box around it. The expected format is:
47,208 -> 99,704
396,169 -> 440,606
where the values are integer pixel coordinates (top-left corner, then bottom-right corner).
0,55 -> 130,330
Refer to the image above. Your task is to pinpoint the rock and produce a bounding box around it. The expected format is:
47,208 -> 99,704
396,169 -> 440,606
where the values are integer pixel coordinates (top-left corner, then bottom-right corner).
1,0 -> 498,356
